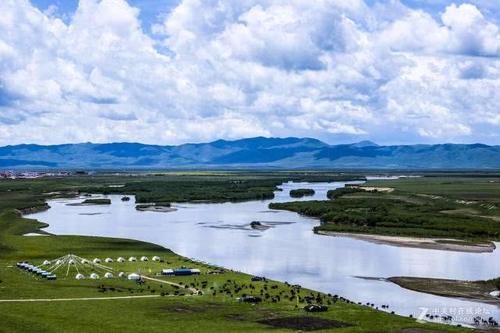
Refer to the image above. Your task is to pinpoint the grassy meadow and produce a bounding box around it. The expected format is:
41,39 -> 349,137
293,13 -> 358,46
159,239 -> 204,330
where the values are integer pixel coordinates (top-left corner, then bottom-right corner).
271,176 -> 500,241
0,172 -> 471,332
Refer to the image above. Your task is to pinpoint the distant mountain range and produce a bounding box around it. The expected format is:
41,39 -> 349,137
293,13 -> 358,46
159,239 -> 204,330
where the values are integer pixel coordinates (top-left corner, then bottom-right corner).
0,137 -> 499,169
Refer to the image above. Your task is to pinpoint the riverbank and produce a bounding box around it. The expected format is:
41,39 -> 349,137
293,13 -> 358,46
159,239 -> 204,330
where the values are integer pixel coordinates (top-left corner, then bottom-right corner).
316,231 -> 497,253
388,277 -> 500,306
0,209 -> 468,332
0,173 -> 472,332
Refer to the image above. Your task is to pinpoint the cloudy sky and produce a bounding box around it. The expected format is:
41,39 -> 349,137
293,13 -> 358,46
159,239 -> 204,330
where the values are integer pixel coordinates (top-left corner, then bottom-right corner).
0,0 -> 499,145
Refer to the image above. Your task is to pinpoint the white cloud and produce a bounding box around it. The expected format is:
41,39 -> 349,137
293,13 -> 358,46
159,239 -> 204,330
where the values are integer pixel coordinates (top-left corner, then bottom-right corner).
0,0 -> 499,145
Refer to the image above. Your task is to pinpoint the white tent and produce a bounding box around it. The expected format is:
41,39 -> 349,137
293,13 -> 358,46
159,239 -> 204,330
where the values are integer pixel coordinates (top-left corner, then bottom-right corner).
104,272 -> 114,279
93,258 -> 101,264
152,256 -> 161,262
56,260 -> 63,265
118,272 -> 126,278
490,290 -> 500,297
105,258 -> 114,263
68,259 -> 76,265
75,273 -> 85,280
140,256 -> 148,262
117,257 -> 126,263
90,273 -> 100,279
42,260 -> 51,265
127,273 -> 141,281
128,257 -> 137,262
81,259 -> 89,264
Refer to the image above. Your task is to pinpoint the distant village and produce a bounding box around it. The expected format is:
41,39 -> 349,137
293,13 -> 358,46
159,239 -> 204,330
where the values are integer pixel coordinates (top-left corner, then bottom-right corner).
0,171 -> 76,179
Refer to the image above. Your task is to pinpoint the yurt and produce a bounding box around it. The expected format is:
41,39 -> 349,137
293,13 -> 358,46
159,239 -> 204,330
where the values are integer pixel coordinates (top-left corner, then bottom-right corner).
75,273 -> 85,280
42,260 -> 51,265
127,273 -> 141,281
81,259 -> 89,264
105,258 -> 114,263
128,257 -> 137,262
104,272 -> 114,279
152,256 -> 161,262
118,272 -> 126,278
117,257 -> 126,263
90,273 -> 100,279
56,260 -> 63,265
68,259 -> 76,265
93,258 -> 101,264
140,256 -> 148,262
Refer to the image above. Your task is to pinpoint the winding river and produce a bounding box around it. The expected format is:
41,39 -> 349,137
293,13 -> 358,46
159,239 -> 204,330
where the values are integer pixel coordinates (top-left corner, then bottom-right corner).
29,179 -> 500,326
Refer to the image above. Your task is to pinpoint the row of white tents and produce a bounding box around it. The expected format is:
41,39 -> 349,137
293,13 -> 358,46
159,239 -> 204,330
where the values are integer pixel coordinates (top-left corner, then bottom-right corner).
35,254 -> 159,281
87,256 -> 161,263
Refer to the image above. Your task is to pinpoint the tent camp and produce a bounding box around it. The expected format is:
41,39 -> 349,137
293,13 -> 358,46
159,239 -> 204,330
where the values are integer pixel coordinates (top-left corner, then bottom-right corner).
104,272 -> 114,279
127,273 -> 141,281
93,258 -> 101,264
117,257 -> 126,263
128,257 -> 137,262
140,256 -> 148,262
90,273 -> 100,279
152,256 -> 161,262
75,273 -> 85,280
105,258 -> 114,263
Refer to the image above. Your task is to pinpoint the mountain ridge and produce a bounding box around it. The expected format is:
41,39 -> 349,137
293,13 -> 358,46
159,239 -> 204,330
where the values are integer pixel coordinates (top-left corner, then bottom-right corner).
0,137 -> 499,169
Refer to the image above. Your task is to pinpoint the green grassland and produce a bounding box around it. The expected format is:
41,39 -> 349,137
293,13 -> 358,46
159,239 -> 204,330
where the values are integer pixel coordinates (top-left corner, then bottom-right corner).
0,173 -> 469,332
270,177 -> 500,241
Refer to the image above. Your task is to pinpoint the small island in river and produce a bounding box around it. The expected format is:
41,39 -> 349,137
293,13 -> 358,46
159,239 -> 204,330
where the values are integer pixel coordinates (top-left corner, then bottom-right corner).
67,198 -> 111,206
388,276 -> 500,306
289,188 -> 315,198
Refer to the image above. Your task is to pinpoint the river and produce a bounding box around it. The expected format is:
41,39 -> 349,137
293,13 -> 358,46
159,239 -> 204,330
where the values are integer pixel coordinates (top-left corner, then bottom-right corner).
28,179 -> 500,326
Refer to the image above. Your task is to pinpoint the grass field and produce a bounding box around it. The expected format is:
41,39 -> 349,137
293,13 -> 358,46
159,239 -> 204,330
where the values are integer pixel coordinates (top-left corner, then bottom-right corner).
0,173 -> 470,332
271,176 -> 500,242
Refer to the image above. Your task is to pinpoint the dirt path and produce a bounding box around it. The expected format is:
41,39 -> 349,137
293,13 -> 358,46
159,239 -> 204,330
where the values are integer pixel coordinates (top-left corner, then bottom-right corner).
0,295 -> 162,303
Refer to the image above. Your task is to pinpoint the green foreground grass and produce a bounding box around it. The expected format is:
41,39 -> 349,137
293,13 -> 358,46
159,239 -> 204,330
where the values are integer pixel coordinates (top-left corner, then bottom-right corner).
0,173 -> 470,332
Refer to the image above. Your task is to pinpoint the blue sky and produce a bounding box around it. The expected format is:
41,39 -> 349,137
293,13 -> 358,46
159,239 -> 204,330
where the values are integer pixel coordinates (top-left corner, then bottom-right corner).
31,0 -> 181,30
0,0 -> 499,145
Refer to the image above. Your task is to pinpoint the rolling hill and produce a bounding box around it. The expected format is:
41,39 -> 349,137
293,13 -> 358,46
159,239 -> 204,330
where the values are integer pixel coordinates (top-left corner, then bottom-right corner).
0,137 -> 499,169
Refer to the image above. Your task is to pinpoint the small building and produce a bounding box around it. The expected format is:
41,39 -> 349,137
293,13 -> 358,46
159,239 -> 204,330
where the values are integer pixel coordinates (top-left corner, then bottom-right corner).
127,273 -> 142,281
152,256 -> 161,262
105,258 -> 114,263
90,273 -> 100,279
104,272 -> 114,279
75,273 -> 85,280
190,269 -> 201,275
161,269 -> 174,276
117,257 -> 126,263
47,275 -> 57,281
128,257 -> 137,262
93,258 -> 101,264
140,256 -> 148,262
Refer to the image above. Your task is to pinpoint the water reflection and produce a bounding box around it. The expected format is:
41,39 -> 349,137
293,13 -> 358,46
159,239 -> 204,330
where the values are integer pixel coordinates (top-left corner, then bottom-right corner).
30,181 -> 500,326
